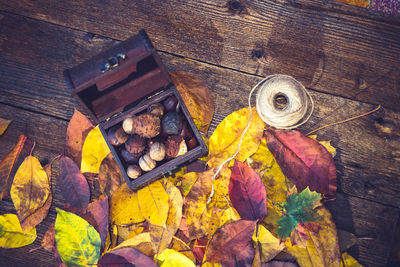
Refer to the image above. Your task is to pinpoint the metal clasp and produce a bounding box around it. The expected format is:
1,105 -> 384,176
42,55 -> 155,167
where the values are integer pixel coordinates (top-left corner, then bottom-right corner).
101,53 -> 126,73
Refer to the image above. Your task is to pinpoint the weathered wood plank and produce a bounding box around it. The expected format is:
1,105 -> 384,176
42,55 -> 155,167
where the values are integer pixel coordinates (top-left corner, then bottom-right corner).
1,0 -> 399,110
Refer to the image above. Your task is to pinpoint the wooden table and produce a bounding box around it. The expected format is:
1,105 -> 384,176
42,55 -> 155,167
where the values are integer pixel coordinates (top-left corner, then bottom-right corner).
0,1 -> 399,266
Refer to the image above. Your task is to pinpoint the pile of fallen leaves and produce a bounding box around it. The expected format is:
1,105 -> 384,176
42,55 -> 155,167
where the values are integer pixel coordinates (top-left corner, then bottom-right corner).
0,73 -> 363,266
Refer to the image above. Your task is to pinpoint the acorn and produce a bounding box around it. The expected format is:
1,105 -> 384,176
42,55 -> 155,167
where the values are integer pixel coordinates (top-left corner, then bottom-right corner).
165,135 -> 187,158
147,103 -> 164,118
107,126 -> 128,146
163,96 -> 178,112
127,165 -> 141,179
139,153 -> 156,172
122,116 -> 135,134
121,148 -> 139,164
162,112 -> 182,135
149,142 -> 166,161
125,135 -> 145,158
133,113 -> 161,138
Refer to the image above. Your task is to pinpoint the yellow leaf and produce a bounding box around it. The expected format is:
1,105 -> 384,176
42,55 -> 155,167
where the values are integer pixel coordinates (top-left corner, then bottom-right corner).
138,180 -> 169,227
252,224 -> 285,262
110,183 -> 144,225
340,252 -> 363,267
202,263 -> 222,267
0,118 -> 11,136
81,126 -> 110,173
336,0 -> 369,8
286,207 -> 341,267
10,155 -> 50,232
0,214 -> 36,248
113,232 -> 154,257
207,107 -> 265,169
155,248 -> 196,267
170,236 -> 196,263
309,135 -> 336,157
181,172 -> 199,197
220,207 -> 240,226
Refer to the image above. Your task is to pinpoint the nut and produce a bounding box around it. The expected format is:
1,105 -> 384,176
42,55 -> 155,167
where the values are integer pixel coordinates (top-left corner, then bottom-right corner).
162,112 -> 183,135
165,135 -> 187,158
163,96 -> 178,112
149,142 -> 166,161
122,116 -> 135,134
147,103 -> 164,118
121,148 -> 139,164
187,136 -> 199,150
139,153 -> 156,172
133,113 -> 161,138
107,126 -> 128,146
180,121 -> 193,140
127,165 -> 141,179
125,135 -> 145,158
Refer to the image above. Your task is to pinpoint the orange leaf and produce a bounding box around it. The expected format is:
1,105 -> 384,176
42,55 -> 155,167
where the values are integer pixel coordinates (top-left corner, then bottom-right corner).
99,154 -> 123,198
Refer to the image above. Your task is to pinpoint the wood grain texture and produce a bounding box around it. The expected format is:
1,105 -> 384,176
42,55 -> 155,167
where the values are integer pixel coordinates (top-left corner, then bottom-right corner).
1,0 -> 399,110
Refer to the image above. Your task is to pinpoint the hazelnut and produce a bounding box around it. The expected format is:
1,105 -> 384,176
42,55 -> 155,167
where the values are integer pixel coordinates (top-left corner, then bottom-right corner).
107,126 -> 128,146
125,135 -> 145,158
133,113 -> 161,138
149,142 -> 166,161
147,103 -> 164,118
180,121 -> 193,140
127,165 -> 141,179
121,148 -> 139,164
139,153 -> 156,172
165,135 -> 187,158
162,112 -> 183,135
163,96 -> 178,112
122,116 -> 135,134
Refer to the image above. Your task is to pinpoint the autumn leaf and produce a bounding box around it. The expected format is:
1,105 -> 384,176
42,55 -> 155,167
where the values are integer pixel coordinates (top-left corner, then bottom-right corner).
0,118 -> 11,136
10,155 -> 51,231
261,261 -> 298,267
138,180 -> 169,227
229,160 -> 267,221
155,248 -> 196,267
308,135 -> 336,157
55,208 -> 101,266
252,224 -> 285,262
42,222 -> 55,252
0,134 -> 33,200
170,236 -> 197,263
277,188 -> 321,239
340,252 -> 363,267
99,247 -> 158,267
0,214 -> 36,248
170,72 -> 214,134
110,183 -> 144,225
81,125 -> 110,174
66,108 -> 94,166
99,153 -> 123,198
207,107 -> 265,169
113,232 -> 154,257
180,172 -> 199,197
22,190 -> 52,234
58,156 -> 90,210
86,197 -> 109,250
265,128 -> 337,195
220,207 -> 241,226
205,219 -> 256,266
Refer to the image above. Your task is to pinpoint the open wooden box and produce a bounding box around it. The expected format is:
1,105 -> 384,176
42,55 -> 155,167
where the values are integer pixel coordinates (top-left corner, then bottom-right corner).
64,30 -> 207,190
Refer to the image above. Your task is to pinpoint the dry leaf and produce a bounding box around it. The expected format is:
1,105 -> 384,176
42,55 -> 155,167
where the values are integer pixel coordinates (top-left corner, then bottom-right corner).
308,135 -> 336,157
0,118 -> 11,136
81,125 -> 110,174
170,72 -> 214,134
11,155 -> 51,232
99,153 -> 123,197
110,183 -> 144,225
0,134 -> 33,200
99,247 -> 158,266
340,252 -> 363,267
155,248 -> 196,267
170,236 -> 197,263
66,108 -> 94,166
207,107 -> 265,169
86,197 -> 109,250
113,232 -> 154,257
42,221 -> 55,252
253,224 -> 285,262
0,214 -> 36,248
220,207 -> 241,226
138,180 -> 169,227
180,172 -> 199,197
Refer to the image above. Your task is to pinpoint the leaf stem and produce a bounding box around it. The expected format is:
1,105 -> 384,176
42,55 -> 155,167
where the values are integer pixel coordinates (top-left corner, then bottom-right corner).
30,140 -> 36,156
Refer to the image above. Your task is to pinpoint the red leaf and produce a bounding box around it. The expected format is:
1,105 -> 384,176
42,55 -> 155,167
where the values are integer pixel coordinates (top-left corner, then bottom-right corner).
98,247 -> 157,266
229,160 -> 267,221
58,156 -> 90,209
206,219 -> 256,266
262,261 -> 298,267
87,197 -> 109,250
265,128 -> 337,195
192,238 -> 208,263
0,134 -> 33,199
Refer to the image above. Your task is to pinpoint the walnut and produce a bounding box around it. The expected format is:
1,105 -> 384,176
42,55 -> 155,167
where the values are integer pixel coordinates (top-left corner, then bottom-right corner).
139,153 -> 156,172
133,113 -> 161,138
125,135 -> 145,158
127,165 -> 141,179
149,142 -> 166,161
165,135 -> 187,159
147,103 -> 164,118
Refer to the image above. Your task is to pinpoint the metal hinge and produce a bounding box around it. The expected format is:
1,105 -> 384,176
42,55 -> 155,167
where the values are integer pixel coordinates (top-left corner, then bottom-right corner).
101,53 -> 126,73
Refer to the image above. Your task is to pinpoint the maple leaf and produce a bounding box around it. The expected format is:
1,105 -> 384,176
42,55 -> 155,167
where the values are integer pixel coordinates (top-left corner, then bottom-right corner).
277,188 -> 321,239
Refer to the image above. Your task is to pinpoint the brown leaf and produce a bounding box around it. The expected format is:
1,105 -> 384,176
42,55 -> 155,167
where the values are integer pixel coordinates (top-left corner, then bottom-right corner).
66,108 -> 94,166
42,222 -> 55,252
99,247 -> 158,266
206,220 -> 256,266
265,128 -> 337,195
58,156 -> 90,210
22,192 -> 52,232
0,118 -> 12,136
170,72 -> 214,134
99,154 -> 123,198
86,197 -> 109,250
0,134 -> 33,200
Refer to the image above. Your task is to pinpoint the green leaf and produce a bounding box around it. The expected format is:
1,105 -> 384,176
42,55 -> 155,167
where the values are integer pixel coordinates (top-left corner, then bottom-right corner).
277,188 -> 321,239
55,208 -> 101,266
0,214 -> 36,248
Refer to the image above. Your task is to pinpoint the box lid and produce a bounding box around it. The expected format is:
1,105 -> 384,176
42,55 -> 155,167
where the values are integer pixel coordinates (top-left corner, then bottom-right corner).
64,30 -> 171,124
